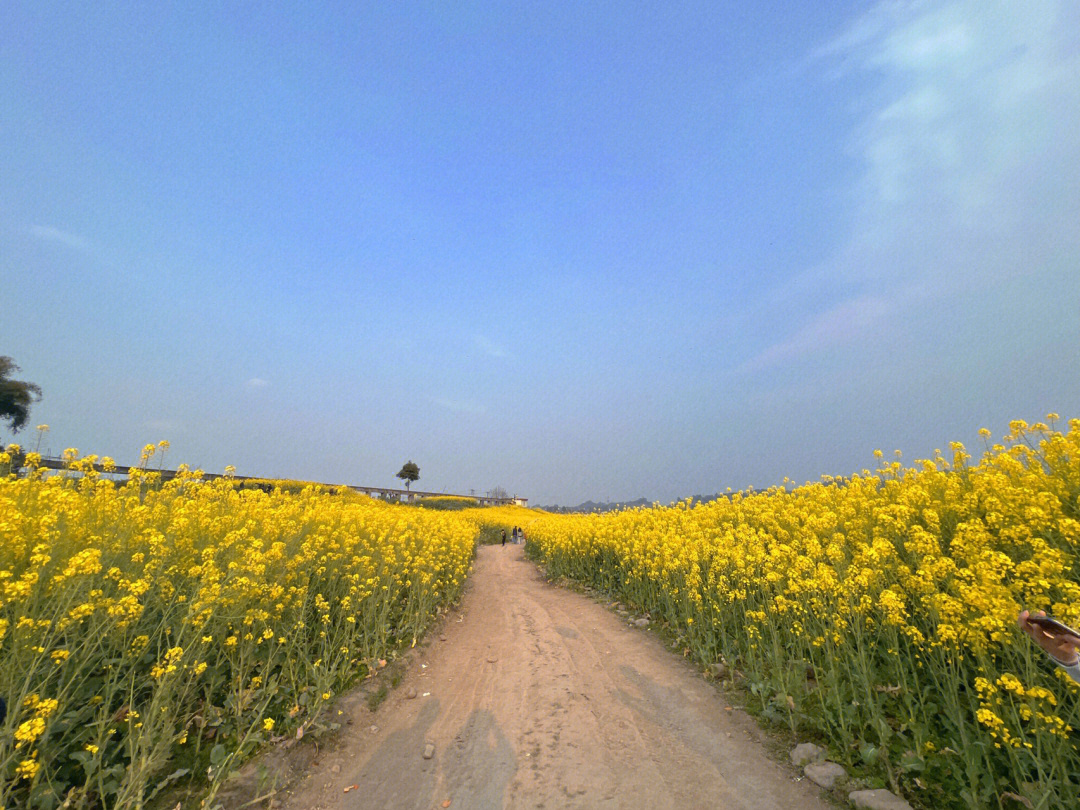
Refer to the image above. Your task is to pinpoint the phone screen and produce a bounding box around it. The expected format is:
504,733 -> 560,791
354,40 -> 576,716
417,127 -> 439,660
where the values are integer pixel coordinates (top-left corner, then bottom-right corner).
1030,615 -> 1080,639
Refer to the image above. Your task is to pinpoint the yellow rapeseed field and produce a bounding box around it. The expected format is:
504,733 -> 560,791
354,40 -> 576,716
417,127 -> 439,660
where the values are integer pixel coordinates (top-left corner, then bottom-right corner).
525,417 -> 1080,809
5,417 -> 1078,808
0,459 -> 478,809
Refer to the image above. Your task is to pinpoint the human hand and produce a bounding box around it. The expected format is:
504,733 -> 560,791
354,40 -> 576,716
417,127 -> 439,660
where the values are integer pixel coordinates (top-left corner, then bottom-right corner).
1018,610 -> 1080,665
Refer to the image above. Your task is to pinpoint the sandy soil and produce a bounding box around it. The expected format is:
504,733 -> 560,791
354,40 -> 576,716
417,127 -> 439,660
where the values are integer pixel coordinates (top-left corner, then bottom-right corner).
261,544 -> 833,810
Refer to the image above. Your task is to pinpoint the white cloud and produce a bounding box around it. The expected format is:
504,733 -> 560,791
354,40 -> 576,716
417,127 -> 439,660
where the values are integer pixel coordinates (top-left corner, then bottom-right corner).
28,225 -> 93,254
753,0 -> 1080,372
833,0 -> 1080,278
245,377 -> 269,389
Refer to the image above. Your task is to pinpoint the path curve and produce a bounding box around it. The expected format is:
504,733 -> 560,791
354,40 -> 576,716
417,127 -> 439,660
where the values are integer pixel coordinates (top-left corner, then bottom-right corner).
274,544 -> 833,810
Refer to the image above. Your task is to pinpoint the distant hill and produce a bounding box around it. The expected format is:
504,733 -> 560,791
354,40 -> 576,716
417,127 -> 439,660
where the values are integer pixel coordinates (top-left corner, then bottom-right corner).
537,493 -> 733,514
535,497 -> 651,514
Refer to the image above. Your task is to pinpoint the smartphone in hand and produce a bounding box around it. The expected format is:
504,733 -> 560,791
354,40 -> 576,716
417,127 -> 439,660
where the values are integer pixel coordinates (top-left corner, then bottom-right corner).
1028,614 -> 1080,639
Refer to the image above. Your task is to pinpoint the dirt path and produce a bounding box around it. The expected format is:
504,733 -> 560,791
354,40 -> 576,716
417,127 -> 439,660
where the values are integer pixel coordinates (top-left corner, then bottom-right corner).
272,545 -> 833,810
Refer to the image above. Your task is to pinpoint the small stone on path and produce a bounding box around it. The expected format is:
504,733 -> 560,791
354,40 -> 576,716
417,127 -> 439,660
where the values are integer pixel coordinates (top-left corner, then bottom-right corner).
330,764 -> 341,774
790,742 -> 826,767
486,656 -> 498,663
405,687 -> 417,699
848,789 -> 914,810
423,742 -> 435,760
440,634 -> 447,641
804,761 -> 847,789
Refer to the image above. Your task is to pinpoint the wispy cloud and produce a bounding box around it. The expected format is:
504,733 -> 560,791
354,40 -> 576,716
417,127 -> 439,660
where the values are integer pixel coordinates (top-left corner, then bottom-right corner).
245,377 -> 269,389
431,396 -> 487,415
743,296 -> 894,371
28,225 -> 94,254
474,334 -> 510,359
750,0 -> 1080,374
824,0 -> 1080,289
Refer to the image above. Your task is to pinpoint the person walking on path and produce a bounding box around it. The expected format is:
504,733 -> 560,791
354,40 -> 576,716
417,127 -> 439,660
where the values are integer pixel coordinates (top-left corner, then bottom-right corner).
501,529 -> 507,548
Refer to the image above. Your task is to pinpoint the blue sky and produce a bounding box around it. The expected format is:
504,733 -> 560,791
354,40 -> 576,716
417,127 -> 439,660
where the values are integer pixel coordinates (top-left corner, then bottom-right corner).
2,1 -> 1078,504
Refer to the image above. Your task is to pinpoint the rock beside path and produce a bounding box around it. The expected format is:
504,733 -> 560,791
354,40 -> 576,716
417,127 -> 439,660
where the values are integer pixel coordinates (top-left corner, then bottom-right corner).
632,617 -> 650,628
848,789 -> 913,810
804,761 -> 846,789
790,743 -> 826,767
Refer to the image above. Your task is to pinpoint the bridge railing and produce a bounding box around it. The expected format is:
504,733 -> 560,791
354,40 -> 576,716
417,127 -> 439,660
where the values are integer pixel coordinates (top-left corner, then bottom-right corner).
26,457 -> 525,506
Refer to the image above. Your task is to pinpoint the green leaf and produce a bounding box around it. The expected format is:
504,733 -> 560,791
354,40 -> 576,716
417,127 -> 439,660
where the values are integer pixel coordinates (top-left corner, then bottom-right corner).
209,743 -> 227,767
899,750 -> 925,773
146,768 -> 191,802
874,716 -> 893,742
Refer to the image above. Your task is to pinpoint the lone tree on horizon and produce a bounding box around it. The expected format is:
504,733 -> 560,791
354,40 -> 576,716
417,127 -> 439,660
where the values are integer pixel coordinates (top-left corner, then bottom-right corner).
0,356 -> 42,440
396,460 -> 420,491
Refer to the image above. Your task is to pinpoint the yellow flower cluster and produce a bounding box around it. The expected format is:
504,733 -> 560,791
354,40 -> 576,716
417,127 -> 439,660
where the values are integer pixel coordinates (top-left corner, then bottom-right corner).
525,417 -> 1080,808
0,465 -> 478,808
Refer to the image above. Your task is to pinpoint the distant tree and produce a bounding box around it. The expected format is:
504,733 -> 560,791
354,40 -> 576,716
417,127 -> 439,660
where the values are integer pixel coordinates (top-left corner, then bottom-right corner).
488,486 -> 509,500
0,356 -> 42,439
396,460 -> 420,491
